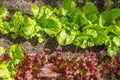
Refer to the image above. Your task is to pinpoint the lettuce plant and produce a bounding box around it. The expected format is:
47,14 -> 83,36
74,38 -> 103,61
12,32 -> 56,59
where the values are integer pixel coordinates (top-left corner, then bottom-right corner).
9,12 -> 41,39
0,7 -> 10,34
0,44 -> 24,80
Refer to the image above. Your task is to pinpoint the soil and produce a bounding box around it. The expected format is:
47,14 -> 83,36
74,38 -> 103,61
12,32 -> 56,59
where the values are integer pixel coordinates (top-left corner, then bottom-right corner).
0,0 -> 108,59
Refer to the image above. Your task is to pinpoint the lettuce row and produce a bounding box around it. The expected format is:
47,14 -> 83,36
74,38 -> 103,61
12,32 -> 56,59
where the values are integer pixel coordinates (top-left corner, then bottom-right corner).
0,0 -> 120,56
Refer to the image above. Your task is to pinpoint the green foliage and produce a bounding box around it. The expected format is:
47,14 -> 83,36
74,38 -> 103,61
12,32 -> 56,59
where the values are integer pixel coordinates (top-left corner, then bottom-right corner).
73,24 -> 107,48
0,44 -> 24,80
101,8 -> 120,26
0,62 -> 14,80
0,47 -> 5,56
0,7 -> 8,19
105,25 -> 120,57
83,2 -> 98,14
0,7 -> 10,34
9,44 -> 24,64
0,0 -> 120,56
9,12 -> 40,39
57,29 -> 78,45
61,0 -> 76,11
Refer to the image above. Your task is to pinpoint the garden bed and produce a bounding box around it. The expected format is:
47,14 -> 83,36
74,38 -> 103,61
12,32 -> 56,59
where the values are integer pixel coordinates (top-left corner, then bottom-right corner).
0,0 -> 120,80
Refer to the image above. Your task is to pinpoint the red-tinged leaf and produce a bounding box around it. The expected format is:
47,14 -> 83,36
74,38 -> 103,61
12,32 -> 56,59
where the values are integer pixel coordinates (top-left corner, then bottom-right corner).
39,63 -> 60,78
50,53 -> 67,70
0,53 -> 11,63
24,70 -> 33,80
38,63 -> 61,78
66,75 -> 74,80
80,52 -> 101,79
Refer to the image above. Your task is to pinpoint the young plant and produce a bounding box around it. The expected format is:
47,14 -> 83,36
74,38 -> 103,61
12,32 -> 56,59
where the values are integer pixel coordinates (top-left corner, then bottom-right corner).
0,44 -> 24,80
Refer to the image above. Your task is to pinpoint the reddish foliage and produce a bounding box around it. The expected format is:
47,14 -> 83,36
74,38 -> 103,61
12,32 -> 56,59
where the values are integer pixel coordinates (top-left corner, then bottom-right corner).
0,53 -> 11,63
14,50 -> 120,80
14,49 -> 60,80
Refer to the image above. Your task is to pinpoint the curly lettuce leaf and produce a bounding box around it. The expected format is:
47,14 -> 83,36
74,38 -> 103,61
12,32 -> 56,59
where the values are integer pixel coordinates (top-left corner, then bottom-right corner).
57,29 -> 79,45
36,5 -> 54,21
10,12 -> 40,39
31,5 -> 39,18
73,35 -> 94,48
0,7 -> 9,34
0,44 -> 24,80
74,24 -> 107,48
57,7 -> 68,16
106,37 -> 119,57
105,25 -> 120,56
0,21 -> 10,34
44,17 -> 62,37
10,12 -> 24,39
21,16 -> 40,39
0,62 -> 15,80
8,44 -> 24,65
32,5 -> 61,37
83,24 -> 107,45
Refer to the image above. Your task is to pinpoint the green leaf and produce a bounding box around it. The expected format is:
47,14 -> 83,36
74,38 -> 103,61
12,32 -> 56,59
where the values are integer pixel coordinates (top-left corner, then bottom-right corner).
31,5 -> 39,18
44,17 -> 62,37
83,2 -> 98,15
107,46 -> 118,57
9,44 -> 24,65
0,47 -> 5,56
99,15 -> 104,26
73,35 -> 89,48
10,12 -> 40,39
38,36 -> 45,43
69,8 -> 89,26
113,26 -> 120,36
101,8 -> 120,25
36,30 -> 46,43
57,7 -> 67,16
105,25 -> 120,36
21,16 -> 40,39
74,24 -> 107,47
0,62 -> 11,79
7,62 -> 17,76
113,36 -> 120,46
0,21 -> 10,34
37,5 -> 54,20
0,7 -> 8,19
107,40 -> 119,57
83,2 -> 98,23
10,12 -> 24,33
61,0 -> 76,11
73,35 -> 94,48
85,29 -> 97,38
57,29 -> 77,45
84,24 -> 107,45
0,62 -> 15,80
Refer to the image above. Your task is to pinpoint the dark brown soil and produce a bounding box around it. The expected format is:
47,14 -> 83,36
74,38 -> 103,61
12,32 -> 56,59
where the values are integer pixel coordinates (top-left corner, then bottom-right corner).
0,0 -> 107,59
